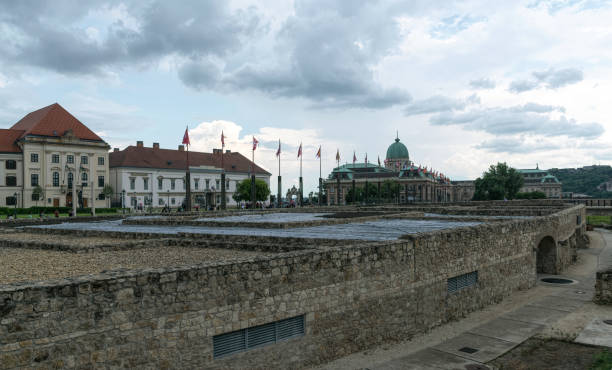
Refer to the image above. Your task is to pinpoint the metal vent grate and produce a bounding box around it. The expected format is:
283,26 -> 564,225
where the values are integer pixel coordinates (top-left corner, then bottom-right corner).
447,271 -> 478,294
213,315 -> 305,358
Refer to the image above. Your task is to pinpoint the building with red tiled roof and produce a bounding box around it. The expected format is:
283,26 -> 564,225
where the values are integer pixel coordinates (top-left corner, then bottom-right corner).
0,103 -> 110,209
109,141 -> 271,209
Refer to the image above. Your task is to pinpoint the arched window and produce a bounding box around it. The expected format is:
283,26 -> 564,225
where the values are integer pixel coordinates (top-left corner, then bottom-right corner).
67,172 -> 73,188
53,172 -> 60,187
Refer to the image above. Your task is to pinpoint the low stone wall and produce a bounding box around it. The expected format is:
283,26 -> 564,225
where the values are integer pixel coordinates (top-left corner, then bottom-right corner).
0,215 -> 124,228
0,205 -> 586,369
595,269 -> 612,304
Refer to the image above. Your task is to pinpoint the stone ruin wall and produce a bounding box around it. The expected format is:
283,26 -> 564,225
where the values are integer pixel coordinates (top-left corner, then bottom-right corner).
0,205 -> 586,369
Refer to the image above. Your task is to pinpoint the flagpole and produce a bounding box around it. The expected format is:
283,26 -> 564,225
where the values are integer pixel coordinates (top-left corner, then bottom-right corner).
251,141 -> 256,208
318,146 -> 321,207
277,140 -> 281,208
185,127 -> 191,212
220,134 -> 226,210
299,142 -> 303,207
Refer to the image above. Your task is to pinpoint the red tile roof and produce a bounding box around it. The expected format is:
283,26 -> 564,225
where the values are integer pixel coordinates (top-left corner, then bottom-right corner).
10,103 -> 104,142
110,146 -> 271,175
0,129 -> 25,153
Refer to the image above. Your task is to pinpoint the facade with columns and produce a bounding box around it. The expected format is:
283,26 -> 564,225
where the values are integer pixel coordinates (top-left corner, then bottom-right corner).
324,136 -> 462,205
109,142 -> 270,210
0,103 -> 110,209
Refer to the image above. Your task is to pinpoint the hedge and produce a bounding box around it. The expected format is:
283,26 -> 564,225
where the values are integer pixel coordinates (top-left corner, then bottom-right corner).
0,207 -> 119,215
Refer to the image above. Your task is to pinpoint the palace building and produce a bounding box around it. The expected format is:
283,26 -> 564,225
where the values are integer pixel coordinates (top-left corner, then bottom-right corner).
109,142 -> 270,209
517,166 -> 562,198
0,103 -> 110,208
324,136 -> 466,205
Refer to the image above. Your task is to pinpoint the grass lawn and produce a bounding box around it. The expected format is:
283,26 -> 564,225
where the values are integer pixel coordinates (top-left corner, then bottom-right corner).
587,215 -> 612,225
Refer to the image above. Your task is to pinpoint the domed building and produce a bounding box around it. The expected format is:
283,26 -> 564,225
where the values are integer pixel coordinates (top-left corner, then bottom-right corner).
324,134 -> 467,205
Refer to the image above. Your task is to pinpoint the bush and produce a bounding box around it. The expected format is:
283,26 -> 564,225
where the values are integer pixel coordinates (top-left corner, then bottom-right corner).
515,191 -> 547,199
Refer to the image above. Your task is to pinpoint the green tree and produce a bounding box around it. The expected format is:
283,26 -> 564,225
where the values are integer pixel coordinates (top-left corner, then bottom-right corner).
233,179 -> 271,203
102,185 -> 114,208
345,184 -> 378,203
32,185 -> 44,207
380,180 -> 399,202
473,162 -> 524,200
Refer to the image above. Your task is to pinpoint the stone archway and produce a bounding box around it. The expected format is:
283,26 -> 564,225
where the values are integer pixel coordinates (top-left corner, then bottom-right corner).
537,236 -> 557,274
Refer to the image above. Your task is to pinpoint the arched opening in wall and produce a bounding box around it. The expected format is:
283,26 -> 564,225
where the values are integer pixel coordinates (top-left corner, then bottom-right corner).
537,236 -> 557,274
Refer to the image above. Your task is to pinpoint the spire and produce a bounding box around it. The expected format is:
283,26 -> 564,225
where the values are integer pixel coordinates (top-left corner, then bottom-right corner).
395,130 -> 400,142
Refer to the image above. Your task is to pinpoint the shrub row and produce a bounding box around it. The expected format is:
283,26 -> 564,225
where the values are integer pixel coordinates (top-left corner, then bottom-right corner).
0,207 -> 119,215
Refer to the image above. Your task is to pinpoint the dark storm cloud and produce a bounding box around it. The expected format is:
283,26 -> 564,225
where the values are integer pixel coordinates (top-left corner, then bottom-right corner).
0,0 -> 411,109
508,67 -> 583,93
430,103 -> 603,138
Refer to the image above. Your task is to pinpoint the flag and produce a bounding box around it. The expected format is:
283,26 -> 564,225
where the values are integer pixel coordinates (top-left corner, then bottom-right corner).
335,149 -> 340,162
315,146 -> 321,159
221,131 -> 225,147
378,156 -> 381,166
182,127 -> 190,145
252,136 -> 259,151
352,151 -> 356,164
276,140 -> 281,157
297,142 -> 302,158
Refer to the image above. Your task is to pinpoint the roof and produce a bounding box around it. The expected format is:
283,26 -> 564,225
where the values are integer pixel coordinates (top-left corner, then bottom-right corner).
518,169 -> 548,174
0,129 -> 25,153
10,103 -> 103,142
386,137 -> 409,160
109,146 -> 271,175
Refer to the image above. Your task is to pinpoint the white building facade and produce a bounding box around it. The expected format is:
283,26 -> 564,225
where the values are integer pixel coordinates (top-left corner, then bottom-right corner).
0,104 -> 110,209
110,142 -> 271,209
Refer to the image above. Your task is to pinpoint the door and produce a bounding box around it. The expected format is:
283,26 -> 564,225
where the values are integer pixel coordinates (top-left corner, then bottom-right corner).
66,194 -> 72,207
83,198 -> 88,208
53,198 -> 59,207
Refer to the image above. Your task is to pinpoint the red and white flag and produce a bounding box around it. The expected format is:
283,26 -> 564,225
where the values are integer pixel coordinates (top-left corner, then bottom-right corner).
182,127 -> 190,146
297,142 -> 302,158
252,136 -> 259,151
221,131 -> 225,147
315,146 -> 321,159
276,140 -> 281,157
352,151 -> 356,164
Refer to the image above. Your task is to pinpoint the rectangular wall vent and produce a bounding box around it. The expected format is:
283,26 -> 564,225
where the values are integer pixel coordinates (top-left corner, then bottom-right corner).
213,315 -> 305,359
447,271 -> 478,294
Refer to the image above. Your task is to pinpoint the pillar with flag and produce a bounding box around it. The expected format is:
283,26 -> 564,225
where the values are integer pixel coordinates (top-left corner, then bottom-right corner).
251,136 -> 258,207
276,139 -> 281,208
182,126 -> 191,211
220,131 -> 226,210
298,142 -> 303,207
316,145 -> 321,206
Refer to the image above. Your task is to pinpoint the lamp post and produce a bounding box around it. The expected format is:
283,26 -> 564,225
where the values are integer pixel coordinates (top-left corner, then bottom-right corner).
122,189 -> 126,214
167,190 -> 170,210
13,192 -> 17,218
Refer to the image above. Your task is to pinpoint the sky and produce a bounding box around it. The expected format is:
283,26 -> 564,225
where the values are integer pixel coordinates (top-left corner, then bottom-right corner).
1,0 -> 611,195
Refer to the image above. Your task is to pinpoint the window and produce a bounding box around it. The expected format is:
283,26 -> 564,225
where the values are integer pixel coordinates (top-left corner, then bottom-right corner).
81,172 -> 88,187
53,172 -> 60,187
447,271 -> 478,294
216,179 -> 220,189
5,176 -> 16,186
67,173 -> 73,188
98,157 -> 104,165
5,160 -> 16,170
213,315 -> 305,359
67,155 -> 74,164
158,178 -> 163,190
158,198 -> 164,205
131,197 -> 137,207
206,179 -> 210,189
226,180 -> 230,190
31,174 -> 39,187
81,156 -> 88,165
130,178 -> 135,190
31,193 -> 39,201
30,153 -> 38,163
52,154 -> 60,163
171,179 -> 175,190
171,197 -> 175,205
6,196 -> 16,206
143,178 -> 149,190
194,178 -> 199,190
98,176 -> 104,188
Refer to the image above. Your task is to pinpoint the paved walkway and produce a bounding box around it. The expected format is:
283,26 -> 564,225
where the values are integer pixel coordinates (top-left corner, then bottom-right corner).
316,230 -> 611,370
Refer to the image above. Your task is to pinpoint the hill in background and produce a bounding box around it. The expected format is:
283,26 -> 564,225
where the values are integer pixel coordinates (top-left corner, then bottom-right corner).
549,165 -> 612,198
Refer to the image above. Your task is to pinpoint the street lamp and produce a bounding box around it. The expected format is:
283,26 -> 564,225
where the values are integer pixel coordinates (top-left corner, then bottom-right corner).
167,190 -> 170,210
122,189 -> 126,214
13,192 -> 17,218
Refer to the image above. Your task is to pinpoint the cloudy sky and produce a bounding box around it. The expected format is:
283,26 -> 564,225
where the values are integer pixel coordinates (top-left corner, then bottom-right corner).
1,0 -> 611,194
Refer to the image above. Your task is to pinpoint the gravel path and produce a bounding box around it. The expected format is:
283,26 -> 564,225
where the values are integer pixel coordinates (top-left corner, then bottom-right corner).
0,246 -> 272,285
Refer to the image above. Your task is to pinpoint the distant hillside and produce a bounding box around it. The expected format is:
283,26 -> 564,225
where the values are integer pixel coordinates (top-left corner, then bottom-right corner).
549,165 -> 612,198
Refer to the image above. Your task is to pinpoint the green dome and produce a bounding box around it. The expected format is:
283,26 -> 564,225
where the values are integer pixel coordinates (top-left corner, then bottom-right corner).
386,137 -> 409,160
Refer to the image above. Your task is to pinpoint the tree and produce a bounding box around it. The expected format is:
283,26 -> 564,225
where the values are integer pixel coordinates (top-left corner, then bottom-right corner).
473,162 -> 524,200
102,185 -> 114,208
232,179 -> 271,203
32,185 -> 44,207
380,180 -> 399,202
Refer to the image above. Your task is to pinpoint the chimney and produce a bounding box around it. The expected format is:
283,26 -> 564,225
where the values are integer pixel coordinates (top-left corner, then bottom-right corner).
113,148 -> 119,152
137,140 -> 143,148
178,145 -> 184,151
153,143 -> 159,149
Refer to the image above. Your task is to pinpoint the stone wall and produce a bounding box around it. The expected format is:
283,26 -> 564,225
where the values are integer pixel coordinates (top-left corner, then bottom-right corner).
0,205 -> 586,369
595,269 -> 612,304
